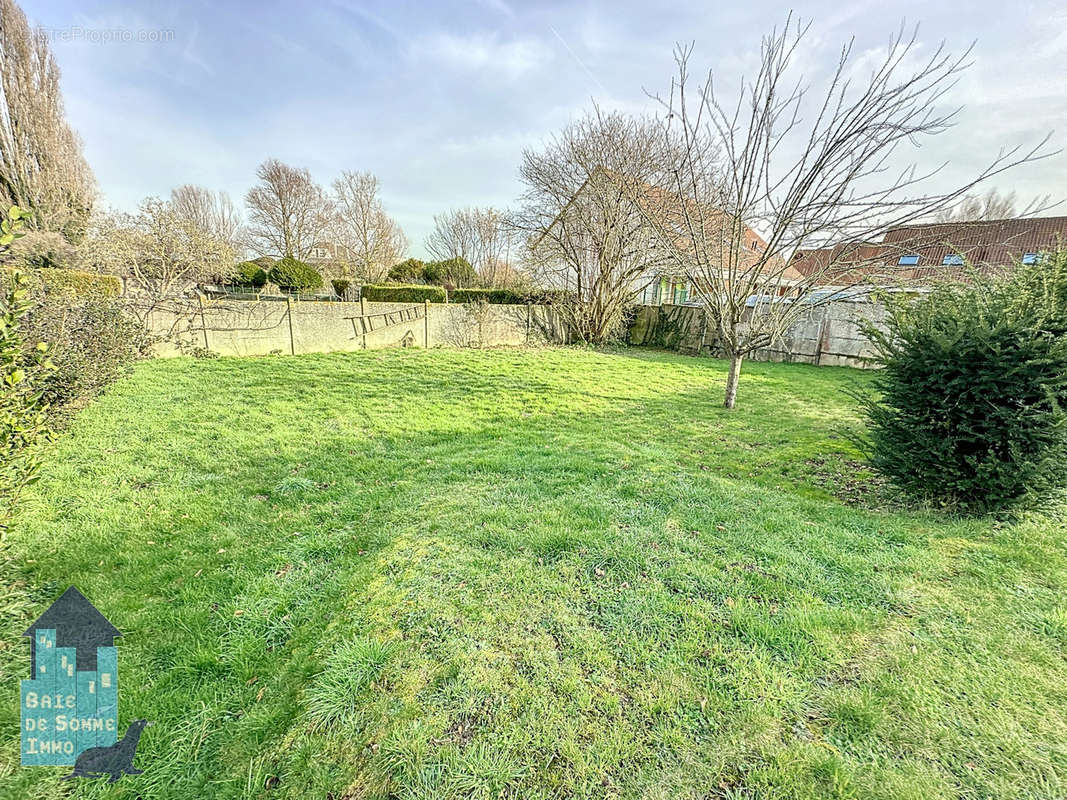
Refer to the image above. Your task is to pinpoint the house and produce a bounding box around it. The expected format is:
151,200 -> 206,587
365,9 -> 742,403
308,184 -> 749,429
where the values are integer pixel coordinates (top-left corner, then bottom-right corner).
634,220 -> 806,305
791,216 -> 1067,286
531,167 -> 805,306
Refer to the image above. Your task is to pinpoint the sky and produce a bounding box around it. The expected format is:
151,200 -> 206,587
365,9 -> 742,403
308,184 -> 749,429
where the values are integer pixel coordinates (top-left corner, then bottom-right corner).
21,0 -> 1067,258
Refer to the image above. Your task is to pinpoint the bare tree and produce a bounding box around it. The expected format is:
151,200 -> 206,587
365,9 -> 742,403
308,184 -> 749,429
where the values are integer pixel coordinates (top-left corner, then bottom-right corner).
330,171 -> 407,282
629,21 -> 1052,408
244,159 -> 332,260
170,185 -> 243,251
87,198 -> 234,328
426,207 -> 520,287
515,111 -> 672,343
0,0 -> 95,243
929,187 -> 1042,222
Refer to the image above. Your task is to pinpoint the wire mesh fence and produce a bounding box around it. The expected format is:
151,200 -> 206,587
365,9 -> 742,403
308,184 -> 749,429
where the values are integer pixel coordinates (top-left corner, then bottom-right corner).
201,284 -> 361,303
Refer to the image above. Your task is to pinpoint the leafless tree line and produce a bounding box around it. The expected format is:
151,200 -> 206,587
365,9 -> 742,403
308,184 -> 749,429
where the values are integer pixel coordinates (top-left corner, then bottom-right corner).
240,159 -> 408,282
424,206 -> 529,288
169,185 -> 244,251
331,170 -> 407,282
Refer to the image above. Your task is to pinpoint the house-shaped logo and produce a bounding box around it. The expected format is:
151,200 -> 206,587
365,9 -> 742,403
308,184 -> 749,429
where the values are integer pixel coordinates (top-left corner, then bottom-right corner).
20,586 -> 121,765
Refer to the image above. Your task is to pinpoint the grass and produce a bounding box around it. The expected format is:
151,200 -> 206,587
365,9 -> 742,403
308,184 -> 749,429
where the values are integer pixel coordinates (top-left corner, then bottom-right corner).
1,346 -> 1066,799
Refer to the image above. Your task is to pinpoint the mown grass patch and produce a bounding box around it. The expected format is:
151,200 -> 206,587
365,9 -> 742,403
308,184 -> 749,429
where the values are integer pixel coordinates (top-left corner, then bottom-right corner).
1,346 -> 1065,799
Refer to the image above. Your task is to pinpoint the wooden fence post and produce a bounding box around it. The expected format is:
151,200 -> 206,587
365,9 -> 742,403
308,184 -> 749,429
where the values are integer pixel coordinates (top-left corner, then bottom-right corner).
526,303 -> 532,345
424,300 -> 430,347
814,309 -> 832,366
197,294 -> 210,352
359,297 -> 368,349
286,297 -> 296,355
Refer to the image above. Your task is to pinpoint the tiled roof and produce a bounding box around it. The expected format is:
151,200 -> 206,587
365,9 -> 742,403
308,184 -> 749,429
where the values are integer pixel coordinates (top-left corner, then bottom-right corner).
791,216 -> 1067,285
605,174 -> 805,282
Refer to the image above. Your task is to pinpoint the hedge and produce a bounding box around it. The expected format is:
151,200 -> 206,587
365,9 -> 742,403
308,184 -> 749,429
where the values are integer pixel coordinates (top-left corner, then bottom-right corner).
1,266 -> 121,299
361,284 -> 447,303
232,260 -> 268,288
388,258 -> 425,283
423,257 -> 478,287
449,288 -> 570,305
268,257 -> 323,292
450,288 -> 525,304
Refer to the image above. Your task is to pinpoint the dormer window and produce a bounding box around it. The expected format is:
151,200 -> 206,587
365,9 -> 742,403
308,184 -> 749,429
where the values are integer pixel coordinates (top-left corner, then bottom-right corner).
1022,252 -> 1039,265
898,254 -> 920,266
942,254 -> 964,266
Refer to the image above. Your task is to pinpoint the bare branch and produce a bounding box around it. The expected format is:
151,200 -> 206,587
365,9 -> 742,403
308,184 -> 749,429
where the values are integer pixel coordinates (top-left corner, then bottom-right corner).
244,159 -> 332,260
628,21 -> 1057,407
330,171 -> 407,282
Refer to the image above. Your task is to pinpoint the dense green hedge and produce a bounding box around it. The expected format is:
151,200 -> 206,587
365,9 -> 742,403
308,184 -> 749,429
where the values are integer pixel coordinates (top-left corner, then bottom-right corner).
524,288 -> 570,306
268,257 -> 323,292
232,260 -> 268,288
449,288 -> 571,305
423,257 -> 478,287
1,266 -> 121,299
388,258 -> 425,283
361,284 -> 447,303
450,288 -> 524,304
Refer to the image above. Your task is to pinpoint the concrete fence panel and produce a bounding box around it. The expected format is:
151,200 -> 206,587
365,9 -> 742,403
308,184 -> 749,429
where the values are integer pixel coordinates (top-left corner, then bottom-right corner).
630,299 -> 886,368
144,297 -> 562,358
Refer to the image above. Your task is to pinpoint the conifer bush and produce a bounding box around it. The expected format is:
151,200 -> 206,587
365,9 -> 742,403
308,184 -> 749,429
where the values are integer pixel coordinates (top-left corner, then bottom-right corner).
860,253 -> 1067,513
268,257 -> 322,292
387,258 -> 425,283
232,260 -> 268,288
423,257 -> 477,288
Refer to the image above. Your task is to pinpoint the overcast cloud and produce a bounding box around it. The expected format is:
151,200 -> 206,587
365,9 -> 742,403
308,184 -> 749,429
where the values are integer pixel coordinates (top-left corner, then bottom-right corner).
22,0 -> 1067,256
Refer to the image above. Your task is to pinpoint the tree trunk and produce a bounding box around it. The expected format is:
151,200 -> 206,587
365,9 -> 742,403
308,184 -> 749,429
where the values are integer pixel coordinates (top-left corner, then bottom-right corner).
723,352 -> 743,409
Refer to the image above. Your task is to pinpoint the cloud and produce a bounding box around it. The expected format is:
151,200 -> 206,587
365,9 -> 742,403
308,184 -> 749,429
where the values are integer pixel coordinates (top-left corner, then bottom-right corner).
33,0 -> 1067,256
409,32 -> 553,77
472,0 -> 515,17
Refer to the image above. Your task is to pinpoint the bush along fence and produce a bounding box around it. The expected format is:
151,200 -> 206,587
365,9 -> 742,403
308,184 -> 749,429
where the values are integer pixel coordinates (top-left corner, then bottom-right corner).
0,266 -> 121,299
144,296 -> 566,357
360,285 -> 568,305
361,284 -> 447,304
629,297 -> 888,368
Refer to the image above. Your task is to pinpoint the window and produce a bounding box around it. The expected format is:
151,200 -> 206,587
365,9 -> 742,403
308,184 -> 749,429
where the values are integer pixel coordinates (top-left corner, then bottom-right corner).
673,283 -> 688,304
1022,252 -> 1039,265
898,254 -> 920,266
942,254 -> 964,266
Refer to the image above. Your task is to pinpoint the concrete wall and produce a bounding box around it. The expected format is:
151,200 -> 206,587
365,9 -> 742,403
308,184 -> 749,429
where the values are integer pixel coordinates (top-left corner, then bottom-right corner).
145,297 -> 562,357
629,299 -> 885,368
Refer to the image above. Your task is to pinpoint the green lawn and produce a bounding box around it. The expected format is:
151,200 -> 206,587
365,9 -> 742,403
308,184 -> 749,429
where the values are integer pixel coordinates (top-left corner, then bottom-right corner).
2,347 -> 1066,799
